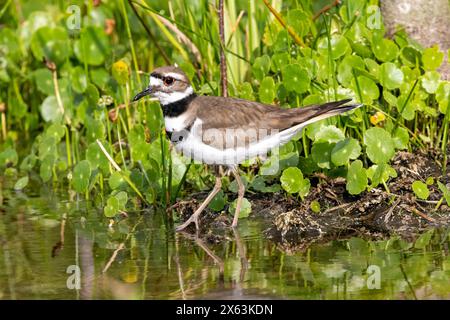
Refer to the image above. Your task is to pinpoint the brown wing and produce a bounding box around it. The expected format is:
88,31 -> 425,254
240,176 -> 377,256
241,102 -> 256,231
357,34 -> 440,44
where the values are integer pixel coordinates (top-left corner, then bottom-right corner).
194,96 -> 291,131
194,96 -> 354,130
191,96 -> 356,150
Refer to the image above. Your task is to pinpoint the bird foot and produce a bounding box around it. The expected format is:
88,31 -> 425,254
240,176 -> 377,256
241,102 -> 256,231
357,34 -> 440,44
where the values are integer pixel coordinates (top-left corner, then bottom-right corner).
175,214 -> 199,232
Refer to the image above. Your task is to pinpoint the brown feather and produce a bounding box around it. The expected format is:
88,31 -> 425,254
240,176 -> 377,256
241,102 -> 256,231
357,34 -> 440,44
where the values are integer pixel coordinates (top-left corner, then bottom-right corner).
185,96 -> 359,150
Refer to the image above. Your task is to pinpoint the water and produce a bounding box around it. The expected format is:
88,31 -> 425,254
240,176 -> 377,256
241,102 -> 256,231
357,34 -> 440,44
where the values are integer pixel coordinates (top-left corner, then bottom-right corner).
0,180 -> 449,300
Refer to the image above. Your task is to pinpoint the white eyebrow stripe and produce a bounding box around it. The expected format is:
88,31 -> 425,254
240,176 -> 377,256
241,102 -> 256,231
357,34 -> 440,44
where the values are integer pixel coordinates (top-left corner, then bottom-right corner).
165,72 -> 185,81
150,76 -> 163,87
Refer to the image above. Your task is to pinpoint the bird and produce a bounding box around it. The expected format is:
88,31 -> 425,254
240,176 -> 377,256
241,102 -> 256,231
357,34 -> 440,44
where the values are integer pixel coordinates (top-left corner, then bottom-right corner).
133,65 -> 361,232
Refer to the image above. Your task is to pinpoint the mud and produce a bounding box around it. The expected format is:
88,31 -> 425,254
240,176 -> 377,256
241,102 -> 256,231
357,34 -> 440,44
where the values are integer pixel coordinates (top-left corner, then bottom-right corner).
176,150 -> 450,251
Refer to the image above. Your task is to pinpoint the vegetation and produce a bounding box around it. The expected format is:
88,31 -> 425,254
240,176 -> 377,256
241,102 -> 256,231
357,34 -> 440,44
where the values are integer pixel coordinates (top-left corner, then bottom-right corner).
0,0 -> 449,224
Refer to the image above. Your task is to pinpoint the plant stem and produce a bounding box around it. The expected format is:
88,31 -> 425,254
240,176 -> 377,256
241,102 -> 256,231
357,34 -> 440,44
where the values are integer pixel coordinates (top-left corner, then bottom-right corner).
64,126 -> 72,168
96,139 -> 146,202
0,0 -> 12,20
262,0 -> 305,47
128,0 -> 171,65
441,94 -> 450,173
120,0 -> 141,87
218,0 -> 228,97
172,161 -> 192,203
313,0 -> 341,21
117,125 -> 127,171
394,79 -> 419,131
0,107 -> 6,140
160,131 -> 167,208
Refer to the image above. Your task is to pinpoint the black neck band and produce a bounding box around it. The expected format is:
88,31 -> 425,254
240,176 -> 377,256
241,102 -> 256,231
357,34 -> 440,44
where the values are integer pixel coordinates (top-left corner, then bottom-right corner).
162,93 -> 197,117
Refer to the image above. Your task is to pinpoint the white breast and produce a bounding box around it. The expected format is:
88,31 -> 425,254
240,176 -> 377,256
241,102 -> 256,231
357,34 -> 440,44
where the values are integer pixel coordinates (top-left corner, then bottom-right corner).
164,113 -> 191,132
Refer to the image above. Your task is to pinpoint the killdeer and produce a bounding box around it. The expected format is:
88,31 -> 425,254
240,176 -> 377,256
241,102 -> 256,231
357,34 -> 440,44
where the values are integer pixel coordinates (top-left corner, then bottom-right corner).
133,66 -> 361,231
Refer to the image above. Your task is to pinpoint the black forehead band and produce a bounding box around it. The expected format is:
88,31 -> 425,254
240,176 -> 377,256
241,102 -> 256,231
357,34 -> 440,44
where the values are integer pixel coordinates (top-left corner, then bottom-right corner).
150,72 -> 164,80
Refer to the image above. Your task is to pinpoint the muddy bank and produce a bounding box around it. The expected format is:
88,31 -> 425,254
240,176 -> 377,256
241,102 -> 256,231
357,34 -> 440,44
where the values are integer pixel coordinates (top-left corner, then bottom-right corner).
263,150 -> 450,251
176,150 -> 450,250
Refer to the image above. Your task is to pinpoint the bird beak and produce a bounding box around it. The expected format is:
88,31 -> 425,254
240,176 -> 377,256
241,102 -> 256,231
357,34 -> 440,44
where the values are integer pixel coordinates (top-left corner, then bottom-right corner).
132,86 -> 152,102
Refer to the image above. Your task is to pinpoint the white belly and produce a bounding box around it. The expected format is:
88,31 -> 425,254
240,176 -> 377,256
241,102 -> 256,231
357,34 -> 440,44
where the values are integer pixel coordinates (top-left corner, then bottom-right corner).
174,121 -> 308,165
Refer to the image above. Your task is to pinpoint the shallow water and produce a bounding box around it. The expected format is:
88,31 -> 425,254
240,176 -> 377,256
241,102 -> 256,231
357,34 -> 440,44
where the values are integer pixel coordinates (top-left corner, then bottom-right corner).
0,179 -> 449,300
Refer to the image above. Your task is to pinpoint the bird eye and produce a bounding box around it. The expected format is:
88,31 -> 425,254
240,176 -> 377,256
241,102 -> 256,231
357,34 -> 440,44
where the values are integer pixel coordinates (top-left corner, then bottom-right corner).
163,76 -> 175,86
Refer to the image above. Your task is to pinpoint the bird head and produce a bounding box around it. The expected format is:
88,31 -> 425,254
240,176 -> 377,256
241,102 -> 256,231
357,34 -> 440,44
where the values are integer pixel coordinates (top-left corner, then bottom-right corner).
133,66 -> 193,105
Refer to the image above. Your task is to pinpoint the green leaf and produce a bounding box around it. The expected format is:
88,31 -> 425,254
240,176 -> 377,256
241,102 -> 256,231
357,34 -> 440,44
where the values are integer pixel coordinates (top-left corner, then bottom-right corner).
20,154 -> 37,172
271,52 -> 290,72
414,229 -> 433,249
365,58 -> 380,78
38,136 -> 57,159
372,38 -> 399,62
273,30 -> 289,52
74,26 -> 111,66
422,45 -> 444,71
367,163 -> 397,187
380,62 -> 404,90
280,167 -> 310,196
129,125 -> 151,164
40,154 -> 55,183
229,175 -> 248,193
114,191 -> 128,209
209,190 -> 227,211
286,9 -> 310,37
437,181 -> 450,206
40,96 -> 63,122
397,94 -> 415,120
104,196 -> 120,217
364,127 -> 395,164
46,123 -> 65,140
337,55 -> 365,86
237,82 -> 254,100
310,200 -> 321,213
229,197 -> 252,219
282,64 -> 311,94
109,171 -> 127,190
393,127 -> 409,150
311,142 -> 334,169
73,160 -> 91,193
259,77 -> 275,104
346,160 -> 368,195
317,34 -> 350,60
14,176 -> 29,191
251,176 -> 281,193
0,148 -> 18,168
30,26 -> 69,64
0,28 -> 21,62
314,125 -> 345,143
421,71 -> 441,94
351,76 -> 379,104
383,90 -> 398,107
71,66 -> 88,93
86,141 -> 110,173
33,69 -> 54,95
436,81 -> 450,114
331,138 -> 361,166
86,118 -> 106,143
412,180 -> 430,200
400,46 -> 421,67
252,55 -> 271,81
90,68 -> 111,89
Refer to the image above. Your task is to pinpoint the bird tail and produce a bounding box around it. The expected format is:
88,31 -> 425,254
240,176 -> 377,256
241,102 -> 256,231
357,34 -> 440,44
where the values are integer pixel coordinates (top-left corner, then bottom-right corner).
291,99 -> 362,126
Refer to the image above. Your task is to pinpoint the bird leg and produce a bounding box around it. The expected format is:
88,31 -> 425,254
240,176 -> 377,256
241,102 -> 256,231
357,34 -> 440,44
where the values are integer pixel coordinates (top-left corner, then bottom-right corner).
175,176 -> 222,232
231,168 -> 245,228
